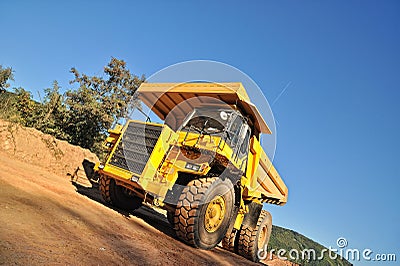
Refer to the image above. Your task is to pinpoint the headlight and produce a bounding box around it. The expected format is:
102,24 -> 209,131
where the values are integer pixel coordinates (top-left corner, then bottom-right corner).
185,162 -> 201,171
106,142 -> 113,147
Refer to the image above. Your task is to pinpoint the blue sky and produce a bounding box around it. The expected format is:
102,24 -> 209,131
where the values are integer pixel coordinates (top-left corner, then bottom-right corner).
1,1 -> 399,264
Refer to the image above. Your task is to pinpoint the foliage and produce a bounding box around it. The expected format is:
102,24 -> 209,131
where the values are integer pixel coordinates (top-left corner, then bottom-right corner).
0,58 -> 144,156
0,65 -> 14,92
36,81 -> 71,140
0,91 -> 19,120
65,57 -> 145,151
13,87 -> 37,126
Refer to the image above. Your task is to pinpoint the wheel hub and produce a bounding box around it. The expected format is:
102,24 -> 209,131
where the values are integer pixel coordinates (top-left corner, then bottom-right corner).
204,195 -> 226,233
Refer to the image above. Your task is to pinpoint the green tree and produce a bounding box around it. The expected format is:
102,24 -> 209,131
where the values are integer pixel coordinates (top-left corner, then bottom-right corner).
0,66 -> 16,120
66,57 -> 145,152
0,65 -> 14,92
13,87 -> 36,126
37,81 -> 70,140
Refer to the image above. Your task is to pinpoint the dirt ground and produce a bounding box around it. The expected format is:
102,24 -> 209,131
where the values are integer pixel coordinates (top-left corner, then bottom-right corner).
0,120 -> 293,265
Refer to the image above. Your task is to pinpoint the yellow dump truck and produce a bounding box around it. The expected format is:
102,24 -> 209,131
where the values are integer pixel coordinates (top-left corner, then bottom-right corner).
95,82 -> 288,262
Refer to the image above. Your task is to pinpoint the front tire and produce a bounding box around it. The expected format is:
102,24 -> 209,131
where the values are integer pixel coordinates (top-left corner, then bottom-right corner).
172,177 -> 235,249
99,175 -> 142,211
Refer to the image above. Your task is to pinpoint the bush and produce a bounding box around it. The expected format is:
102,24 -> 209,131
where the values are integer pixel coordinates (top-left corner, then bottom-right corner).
0,58 -> 145,157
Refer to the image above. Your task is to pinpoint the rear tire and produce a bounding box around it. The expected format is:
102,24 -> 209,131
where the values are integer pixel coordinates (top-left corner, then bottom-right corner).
172,177 -> 235,249
99,175 -> 142,211
237,210 -> 272,262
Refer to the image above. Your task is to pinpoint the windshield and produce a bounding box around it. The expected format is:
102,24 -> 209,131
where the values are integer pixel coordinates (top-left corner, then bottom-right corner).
180,107 -> 251,153
181,107 -> 233,135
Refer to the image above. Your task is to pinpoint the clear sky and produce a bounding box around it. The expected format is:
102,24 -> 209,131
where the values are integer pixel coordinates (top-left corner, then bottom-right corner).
1,1 -> 399,264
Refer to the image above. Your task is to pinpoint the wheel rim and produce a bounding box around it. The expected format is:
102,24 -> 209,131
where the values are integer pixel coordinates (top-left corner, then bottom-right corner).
258,225 -> 268,249
204,195 -> 226,233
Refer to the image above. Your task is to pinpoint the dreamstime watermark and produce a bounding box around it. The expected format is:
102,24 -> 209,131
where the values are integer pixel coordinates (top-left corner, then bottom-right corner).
258,237 -> 397,263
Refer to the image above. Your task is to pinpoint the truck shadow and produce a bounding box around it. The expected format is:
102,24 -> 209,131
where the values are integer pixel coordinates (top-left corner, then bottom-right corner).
71,160 -> 176,239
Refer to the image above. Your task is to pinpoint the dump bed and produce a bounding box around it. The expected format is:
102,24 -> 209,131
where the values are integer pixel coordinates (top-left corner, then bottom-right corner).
137,82 -> 288,205
247,136 -> 288,205
138,82 -> 271,134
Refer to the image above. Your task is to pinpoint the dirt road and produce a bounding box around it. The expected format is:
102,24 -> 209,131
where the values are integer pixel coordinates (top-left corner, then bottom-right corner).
0,152 -> 265,265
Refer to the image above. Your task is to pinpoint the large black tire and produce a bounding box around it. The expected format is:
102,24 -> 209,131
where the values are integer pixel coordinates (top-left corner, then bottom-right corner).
237,210 -> 272,262
99,175 -> 142,211
172,177 -> 235,250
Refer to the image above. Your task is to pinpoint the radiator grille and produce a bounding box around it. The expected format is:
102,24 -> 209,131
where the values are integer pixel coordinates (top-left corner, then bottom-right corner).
109,122 -> 163,174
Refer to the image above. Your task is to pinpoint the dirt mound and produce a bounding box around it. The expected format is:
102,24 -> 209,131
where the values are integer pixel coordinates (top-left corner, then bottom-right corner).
0,120 -> 98,178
